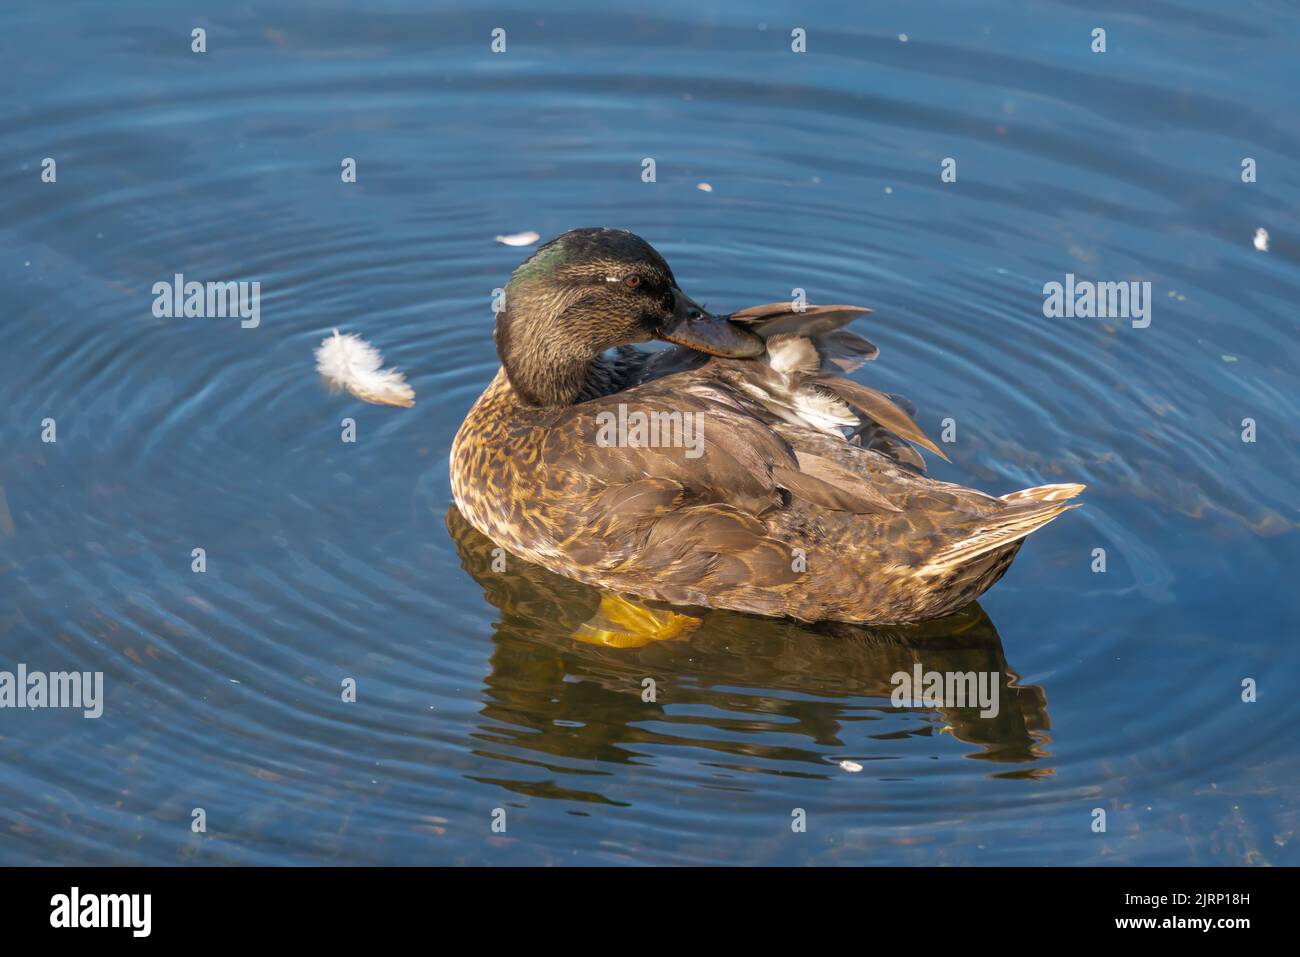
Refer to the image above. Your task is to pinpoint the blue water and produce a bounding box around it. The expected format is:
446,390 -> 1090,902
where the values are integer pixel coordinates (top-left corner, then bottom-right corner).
1,0 -> 1297,865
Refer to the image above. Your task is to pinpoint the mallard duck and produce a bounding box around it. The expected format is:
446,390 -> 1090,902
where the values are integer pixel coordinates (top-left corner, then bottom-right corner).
451,227 -> 1082,627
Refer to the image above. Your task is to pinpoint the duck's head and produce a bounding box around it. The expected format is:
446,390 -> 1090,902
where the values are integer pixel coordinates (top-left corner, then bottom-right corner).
495,227 -> 764,406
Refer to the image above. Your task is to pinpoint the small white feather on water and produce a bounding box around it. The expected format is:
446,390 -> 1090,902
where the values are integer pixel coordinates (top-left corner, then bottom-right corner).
315,329 -> 415,408
1253,227 -> 1270,252
839,760 -> 864,773
495,231 -> 540,247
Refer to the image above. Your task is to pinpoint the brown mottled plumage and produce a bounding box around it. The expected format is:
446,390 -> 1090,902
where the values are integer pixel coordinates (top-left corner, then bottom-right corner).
450,228 -> 1082,624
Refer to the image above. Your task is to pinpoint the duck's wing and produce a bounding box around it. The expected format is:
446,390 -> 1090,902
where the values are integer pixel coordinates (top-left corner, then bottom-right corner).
548,378 -> 900,520
536,356 -> 1081,620
726,302 -> 879,372
636,303 -> 880,387
707,303 -> 947,469
635,303 -> 938,471
538,377 -> 904,611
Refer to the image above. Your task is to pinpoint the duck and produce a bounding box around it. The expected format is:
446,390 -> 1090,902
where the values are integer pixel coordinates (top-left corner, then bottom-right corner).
450,227 -> 1082,628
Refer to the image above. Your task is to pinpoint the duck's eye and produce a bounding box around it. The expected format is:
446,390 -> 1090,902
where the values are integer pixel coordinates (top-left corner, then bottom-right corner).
624,274 -> 642,289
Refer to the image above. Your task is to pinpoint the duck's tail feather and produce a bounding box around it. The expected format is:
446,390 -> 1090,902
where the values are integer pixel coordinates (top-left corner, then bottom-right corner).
999,482 -> 1087,504
919,483 -> 1085,576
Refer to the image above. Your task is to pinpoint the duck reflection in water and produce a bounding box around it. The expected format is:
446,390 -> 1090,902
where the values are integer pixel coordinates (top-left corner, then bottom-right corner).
446,507 -> 1053,796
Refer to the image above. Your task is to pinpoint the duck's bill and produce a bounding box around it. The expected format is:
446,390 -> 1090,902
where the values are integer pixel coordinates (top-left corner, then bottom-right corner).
656,288 -> 766,358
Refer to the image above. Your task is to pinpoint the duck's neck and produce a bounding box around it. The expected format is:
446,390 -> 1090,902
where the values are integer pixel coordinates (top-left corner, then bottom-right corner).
497,333 -> 595,407
497,334 -> 644,408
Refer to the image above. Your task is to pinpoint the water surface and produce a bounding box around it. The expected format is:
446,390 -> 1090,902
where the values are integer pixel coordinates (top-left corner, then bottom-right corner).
1,0 -> 1298,865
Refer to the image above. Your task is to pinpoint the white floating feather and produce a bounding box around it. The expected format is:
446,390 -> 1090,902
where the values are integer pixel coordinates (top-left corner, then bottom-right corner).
314,329 -> 415,408
1253,227 -> 1270,252
495,231 -> 540,247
